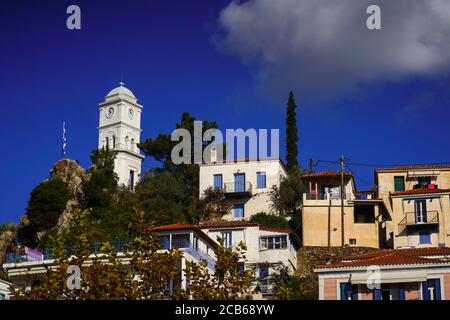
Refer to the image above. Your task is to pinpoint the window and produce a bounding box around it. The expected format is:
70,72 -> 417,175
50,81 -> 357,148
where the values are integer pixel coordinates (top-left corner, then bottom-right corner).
0,293 -> 5,300
213,174 -> 223,190
234,173 -> 245,192
422,279 -> 442,300
260,235 -> 288,250
419,231 -> 431,244
259,265 -> 269,278
340,283 -> 358,300
129,170 -> 135,191
172,234 -> 190,248
414,199 -> 427,223
112,135 -> 116,148
221,231 -> 232,248
394,176 -> 405,192
159,235 -> 170,249
349,239 -> 357,245
193,236 -> 199,250
354,205 -> 375,223
105,137 -> 110,149
418,177 -> 432,188
233,204 -> 244,219
238,263 -> 245,275
256,172 -> 266,189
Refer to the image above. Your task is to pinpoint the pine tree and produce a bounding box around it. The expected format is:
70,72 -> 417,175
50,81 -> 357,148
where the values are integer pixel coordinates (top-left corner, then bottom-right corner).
286,91 -> 299,172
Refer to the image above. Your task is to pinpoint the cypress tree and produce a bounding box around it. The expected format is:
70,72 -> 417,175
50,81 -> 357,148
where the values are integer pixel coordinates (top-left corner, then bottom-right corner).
285,91 -> 299,172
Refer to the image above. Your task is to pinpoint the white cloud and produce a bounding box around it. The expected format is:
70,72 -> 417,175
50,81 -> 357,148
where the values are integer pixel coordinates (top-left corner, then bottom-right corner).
216,0 -> 450,101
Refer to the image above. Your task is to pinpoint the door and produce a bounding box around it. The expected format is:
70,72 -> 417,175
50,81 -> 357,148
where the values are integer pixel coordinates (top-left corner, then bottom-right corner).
414,199 -> 427,223
234,173 -> 245,192
422,279 -> 442,300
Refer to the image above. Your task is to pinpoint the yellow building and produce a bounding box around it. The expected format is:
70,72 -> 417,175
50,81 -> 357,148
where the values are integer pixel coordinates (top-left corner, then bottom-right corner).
375,165 -> 450,248
302,171 -> 389,248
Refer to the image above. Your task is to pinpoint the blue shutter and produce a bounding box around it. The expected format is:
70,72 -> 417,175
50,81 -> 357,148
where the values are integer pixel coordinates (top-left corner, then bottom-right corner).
340,283 -> 348,300
257,172 -> 266,188
399,284 -> 405,300
373,288 -> 382,300
351,285 -> 359,300
419,231 -> 431,244
214,174 -> 223,189
233,204 -> 244,219
434,279 -> 442,300
259,265 -> 269,278
234,173 -> 245,192
422,281 -> 430,300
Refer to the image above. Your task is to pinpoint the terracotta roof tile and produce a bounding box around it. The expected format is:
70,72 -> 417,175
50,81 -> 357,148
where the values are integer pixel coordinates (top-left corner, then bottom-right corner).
319,247 -> 450,269
301,171 -> 352,179
390,188 -> 450,196
376,165 -> 450,173
199,221 -> 260,229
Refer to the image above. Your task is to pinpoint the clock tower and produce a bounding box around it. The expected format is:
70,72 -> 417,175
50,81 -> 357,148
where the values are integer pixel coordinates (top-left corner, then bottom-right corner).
98,82 -> 144,190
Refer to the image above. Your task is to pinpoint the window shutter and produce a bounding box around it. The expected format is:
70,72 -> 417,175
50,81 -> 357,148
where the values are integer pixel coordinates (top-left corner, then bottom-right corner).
434,279 -> 442,300
394,176 -> 405,192
373,288 -> 382,300
399,284 -> 405,300
421,281 -> 429,300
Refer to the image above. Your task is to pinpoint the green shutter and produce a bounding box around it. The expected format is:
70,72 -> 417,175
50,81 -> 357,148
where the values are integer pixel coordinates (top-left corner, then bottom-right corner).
394,176 -> 405,192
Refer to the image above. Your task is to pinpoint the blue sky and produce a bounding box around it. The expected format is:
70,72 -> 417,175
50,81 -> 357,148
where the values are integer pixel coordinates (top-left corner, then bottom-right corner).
1,0 -> 450,223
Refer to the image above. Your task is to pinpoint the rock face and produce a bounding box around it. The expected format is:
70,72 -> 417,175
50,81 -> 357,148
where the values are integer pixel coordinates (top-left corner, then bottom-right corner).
0,225 -> 17,264
50,159 -> 87,232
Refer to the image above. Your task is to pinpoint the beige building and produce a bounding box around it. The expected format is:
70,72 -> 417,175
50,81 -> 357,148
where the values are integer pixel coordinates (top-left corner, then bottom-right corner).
302,171 -> 389,248
375,165 -> 450,248
198,158 -> 287,220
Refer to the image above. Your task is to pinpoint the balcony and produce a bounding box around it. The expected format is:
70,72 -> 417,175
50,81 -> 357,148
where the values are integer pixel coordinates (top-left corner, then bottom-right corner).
399,211 -> 439,228
223,182 -> 253,197
303,192 -> 354,202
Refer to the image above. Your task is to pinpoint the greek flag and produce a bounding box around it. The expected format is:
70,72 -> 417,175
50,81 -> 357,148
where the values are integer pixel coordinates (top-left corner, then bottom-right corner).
62,121 -> 67,158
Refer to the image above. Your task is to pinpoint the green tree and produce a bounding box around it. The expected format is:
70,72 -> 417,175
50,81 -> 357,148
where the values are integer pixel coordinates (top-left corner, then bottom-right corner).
138,112 -> 221,223
270,265 -> 317,300
196,187 -> 232,222
19,179 -> 71,247
81,147 -> 118,212
248,212 -> 291,230
270,168 -> 303,217
285,91 -> 299,173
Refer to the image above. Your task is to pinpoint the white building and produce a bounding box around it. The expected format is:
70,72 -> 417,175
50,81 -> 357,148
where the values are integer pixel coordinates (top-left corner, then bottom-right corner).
199,158 -> 288,220
98,82 -> 144,190
0,279 -> 11,300
2,221 -> 300,298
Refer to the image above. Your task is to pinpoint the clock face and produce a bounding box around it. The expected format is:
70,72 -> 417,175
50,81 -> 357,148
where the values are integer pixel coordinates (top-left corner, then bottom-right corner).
106,107 -> 115,119
128,108 -> 135,119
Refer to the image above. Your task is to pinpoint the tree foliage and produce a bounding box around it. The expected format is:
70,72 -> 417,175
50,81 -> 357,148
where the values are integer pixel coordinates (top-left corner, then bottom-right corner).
196,187 -> 232,222
248,212 -> 291,230
270,168 -> 304,217
270,265 -> 317,300
12,210 -> 254,300
285,91 -> 299,173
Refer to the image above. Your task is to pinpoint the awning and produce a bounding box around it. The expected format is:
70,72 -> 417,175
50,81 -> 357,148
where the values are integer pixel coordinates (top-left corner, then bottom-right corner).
407,171 -> 440,177
350,269 -> 427,284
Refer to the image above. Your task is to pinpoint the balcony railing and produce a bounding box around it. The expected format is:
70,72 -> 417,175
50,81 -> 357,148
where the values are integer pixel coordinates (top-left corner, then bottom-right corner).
223,181 -> 252,195
399,211 -> 439,226
304,193 -> 353,201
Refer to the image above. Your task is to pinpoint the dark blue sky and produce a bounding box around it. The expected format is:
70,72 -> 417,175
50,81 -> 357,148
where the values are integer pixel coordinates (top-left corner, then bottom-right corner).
1,0 -> 450,223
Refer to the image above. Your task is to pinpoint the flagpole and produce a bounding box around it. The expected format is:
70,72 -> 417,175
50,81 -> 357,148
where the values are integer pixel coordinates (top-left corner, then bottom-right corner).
62,121 -> 67,159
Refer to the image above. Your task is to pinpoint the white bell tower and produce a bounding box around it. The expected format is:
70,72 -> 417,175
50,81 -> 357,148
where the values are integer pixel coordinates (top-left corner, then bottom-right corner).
98,82 -> 144,190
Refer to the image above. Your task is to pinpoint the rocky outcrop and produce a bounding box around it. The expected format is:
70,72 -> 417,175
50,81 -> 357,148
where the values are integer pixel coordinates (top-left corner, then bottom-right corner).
50,159 -> 87,232
0,225 -> 17,264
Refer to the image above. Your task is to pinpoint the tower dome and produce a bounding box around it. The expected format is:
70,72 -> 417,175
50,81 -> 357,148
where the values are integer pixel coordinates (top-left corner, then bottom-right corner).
106,81 -> 136,100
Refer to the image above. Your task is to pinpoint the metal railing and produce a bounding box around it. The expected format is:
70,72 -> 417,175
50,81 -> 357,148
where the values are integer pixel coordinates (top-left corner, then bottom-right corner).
185,246 -> 216,271
304,193 -> 353,201
223,181 -> 253,194
399,211 -> 439,226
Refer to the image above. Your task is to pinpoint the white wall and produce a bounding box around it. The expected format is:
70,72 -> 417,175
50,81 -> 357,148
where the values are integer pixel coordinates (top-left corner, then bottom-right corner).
199,160 -> 287,219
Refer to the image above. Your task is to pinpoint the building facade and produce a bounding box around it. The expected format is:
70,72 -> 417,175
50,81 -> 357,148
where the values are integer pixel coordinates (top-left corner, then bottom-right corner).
98,82 -> 144,190
0,279 -> 10,300
302,171 -> 389,248
315,248 -> 450,300
198,158 -> 287,220
375,165 -> 450,248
